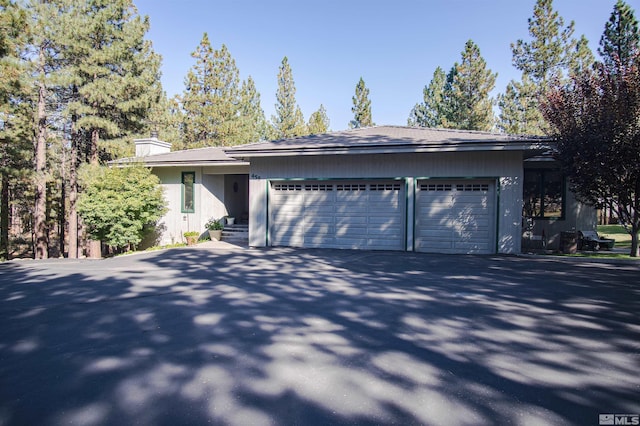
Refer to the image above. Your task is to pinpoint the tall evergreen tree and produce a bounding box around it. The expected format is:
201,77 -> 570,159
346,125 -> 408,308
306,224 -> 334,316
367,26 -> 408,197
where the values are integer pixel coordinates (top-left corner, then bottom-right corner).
501,0 -> 594,135
239,76 -> 268,142
58,0 -> 161,258
442,40 -> 497,131
181,33 -> 215,147
0,0 -> 29,260
408,66 -> 446,128
181,34 -> 248,147
599,0 -> 640,71
349,77 -> 374,129
272,56 -> 306,139
511,0 -> 578,88
307,104 -> 330,134
60,0 -> 161,165
23,0 -> 66,259
497,76 -> 546,135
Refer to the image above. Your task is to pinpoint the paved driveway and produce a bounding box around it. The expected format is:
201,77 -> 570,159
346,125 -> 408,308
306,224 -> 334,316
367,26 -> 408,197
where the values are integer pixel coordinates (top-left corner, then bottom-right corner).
0,245 -> 639,426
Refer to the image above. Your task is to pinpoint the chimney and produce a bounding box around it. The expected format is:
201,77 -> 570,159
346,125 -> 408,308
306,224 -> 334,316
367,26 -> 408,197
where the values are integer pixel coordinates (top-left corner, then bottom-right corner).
134,132 -> 171,157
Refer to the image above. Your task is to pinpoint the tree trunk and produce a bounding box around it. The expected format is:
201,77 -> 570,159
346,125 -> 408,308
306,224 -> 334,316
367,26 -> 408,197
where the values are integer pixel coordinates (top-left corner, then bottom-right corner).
631,230 -> 639,258
68,119 -> 79,259
34,47 -> 48,259
59,147 -> 66,257
86,128 -> 101,258
1,175 -> 9,260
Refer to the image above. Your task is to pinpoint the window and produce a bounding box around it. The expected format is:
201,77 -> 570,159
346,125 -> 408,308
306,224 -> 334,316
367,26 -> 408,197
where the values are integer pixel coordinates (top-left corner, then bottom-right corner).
182,172 -> 195,213
523,169 -> 564,218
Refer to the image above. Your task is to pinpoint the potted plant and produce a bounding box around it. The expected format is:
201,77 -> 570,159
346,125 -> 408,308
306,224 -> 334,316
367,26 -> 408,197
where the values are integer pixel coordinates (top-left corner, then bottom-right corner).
226,216 -> 235,225
183,231 -> 199,246
205,218 -> 223,241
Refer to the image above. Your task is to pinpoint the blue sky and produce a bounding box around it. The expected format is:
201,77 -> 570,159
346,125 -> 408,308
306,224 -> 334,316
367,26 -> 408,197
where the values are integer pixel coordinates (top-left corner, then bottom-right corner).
134,0 -> 640,132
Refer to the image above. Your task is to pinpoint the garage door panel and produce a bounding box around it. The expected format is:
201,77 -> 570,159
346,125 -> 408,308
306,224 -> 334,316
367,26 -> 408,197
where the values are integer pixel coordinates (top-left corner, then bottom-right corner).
304,193 -> 334,203
417,229 -> 453,239
335,204 -> 369,214
334,237 -> 369,247
335,196 -> 367,204
304,205 -> 335,215
336,225 -> 369,236
305,216 -> 335,225
368,216 -> 402,225
376,227 -> 404,237
367,238 -> 404,248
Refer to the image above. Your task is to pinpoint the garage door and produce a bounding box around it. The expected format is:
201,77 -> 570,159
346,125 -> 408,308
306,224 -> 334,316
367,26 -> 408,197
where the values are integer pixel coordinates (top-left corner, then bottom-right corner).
415,180 -> 495,254
269,180 -> 405,250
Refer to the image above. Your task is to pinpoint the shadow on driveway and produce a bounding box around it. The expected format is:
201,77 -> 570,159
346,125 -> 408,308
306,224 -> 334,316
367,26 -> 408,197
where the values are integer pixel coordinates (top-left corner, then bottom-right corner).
0,247 -> 639,425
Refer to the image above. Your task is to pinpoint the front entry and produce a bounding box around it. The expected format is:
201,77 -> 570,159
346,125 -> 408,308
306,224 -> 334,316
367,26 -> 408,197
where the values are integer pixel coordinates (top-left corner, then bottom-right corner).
224,174 -> 249,223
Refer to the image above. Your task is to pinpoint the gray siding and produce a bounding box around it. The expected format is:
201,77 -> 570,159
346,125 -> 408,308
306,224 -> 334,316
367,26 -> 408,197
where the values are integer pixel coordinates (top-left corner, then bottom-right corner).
152,167 -> 229,246
250,151 -> 520,179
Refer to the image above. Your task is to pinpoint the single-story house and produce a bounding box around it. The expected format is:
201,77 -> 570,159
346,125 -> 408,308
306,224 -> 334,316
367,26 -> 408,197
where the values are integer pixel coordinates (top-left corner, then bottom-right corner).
125,126 -> 596,254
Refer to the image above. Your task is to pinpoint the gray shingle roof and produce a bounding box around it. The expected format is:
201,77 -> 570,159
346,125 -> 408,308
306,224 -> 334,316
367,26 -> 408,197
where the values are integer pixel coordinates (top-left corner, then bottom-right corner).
226,125 -> 550,157
112,146 -> 248,167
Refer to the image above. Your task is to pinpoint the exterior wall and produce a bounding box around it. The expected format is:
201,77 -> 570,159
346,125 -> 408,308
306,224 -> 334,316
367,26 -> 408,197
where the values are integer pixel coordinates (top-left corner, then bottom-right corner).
248,151 -> 524,254
151,167 -> 228,246
249,179 -> 268,247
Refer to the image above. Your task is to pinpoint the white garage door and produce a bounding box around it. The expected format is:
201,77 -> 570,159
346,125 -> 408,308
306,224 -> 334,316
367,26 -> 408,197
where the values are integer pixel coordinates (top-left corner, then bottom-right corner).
269,180 -> 405,250
415,180 -> 495,254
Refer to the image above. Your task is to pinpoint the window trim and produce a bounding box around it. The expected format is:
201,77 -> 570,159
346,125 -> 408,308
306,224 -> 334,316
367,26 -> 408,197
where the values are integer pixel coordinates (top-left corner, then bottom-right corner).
181,171 -> 195,213
523,168 -> 565,220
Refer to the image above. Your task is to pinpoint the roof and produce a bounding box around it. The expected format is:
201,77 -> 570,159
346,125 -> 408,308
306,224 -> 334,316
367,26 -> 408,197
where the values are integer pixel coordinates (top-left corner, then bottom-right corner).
226,125 -> 551,158
112,146 -> 249,168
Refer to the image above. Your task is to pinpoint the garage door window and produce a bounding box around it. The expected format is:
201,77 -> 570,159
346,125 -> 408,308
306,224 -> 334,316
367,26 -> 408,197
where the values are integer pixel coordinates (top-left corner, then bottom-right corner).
523,169 -> 564,218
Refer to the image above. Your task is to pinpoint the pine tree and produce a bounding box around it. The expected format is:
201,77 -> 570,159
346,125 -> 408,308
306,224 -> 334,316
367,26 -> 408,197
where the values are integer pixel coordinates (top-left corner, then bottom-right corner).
60,0 -> 161,164
239,76 -> 268,142
501,0 -> 594,135
22,0 -> 67,259
272,56 -> 306,139
181,37 -> 265,146
571,35 -> 596,75
442,40 -> 497,131
0,0 -> 29,260
57,0 -> 162,258
307,104 -> 330,134
512,0 -> 576,88
181,33 -> 214,147
408,67 -> 446,127
349,77 -> 374,129
497,76 -> 546,135
599,0 -> 640,71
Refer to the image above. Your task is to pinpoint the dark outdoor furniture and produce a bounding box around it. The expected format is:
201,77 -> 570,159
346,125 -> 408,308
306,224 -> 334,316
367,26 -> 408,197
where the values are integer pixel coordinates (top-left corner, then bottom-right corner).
578,230 -> 615,251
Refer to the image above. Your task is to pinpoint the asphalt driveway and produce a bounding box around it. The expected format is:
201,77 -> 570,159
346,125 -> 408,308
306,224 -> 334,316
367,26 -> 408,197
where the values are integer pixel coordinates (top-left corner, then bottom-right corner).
0,245 -> 639,426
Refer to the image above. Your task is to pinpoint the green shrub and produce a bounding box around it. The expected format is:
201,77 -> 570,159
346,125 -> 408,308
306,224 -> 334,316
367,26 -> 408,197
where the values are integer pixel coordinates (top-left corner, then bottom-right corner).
78,164 -> 167,252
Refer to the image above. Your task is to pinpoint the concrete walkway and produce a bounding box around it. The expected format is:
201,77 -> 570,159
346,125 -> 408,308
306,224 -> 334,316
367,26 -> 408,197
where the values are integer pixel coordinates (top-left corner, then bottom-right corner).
1,247 -> 639,425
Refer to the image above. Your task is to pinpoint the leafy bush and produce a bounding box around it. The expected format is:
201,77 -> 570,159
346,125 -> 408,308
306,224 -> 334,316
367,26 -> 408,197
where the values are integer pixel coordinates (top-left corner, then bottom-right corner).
78,164 -> 167,251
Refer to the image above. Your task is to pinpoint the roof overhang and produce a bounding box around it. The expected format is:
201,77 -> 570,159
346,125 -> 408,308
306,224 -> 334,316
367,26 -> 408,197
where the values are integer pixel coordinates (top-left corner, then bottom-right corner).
226,141 -> 552,159
225,126 -> 553,159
